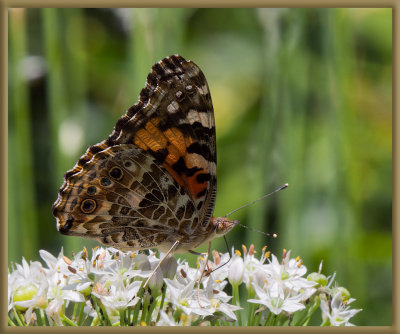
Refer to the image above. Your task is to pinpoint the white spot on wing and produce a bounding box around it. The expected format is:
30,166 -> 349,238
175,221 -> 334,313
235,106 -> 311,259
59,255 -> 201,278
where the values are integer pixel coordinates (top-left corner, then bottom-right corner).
185,109 -> 211,128
199,84 -> 209,95
167,101 -> 179,114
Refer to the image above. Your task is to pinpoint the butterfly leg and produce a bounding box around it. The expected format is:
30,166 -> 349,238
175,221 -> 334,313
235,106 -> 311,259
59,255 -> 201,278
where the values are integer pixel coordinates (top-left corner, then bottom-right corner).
197,241 -> 211,308
143,240 -> 180,289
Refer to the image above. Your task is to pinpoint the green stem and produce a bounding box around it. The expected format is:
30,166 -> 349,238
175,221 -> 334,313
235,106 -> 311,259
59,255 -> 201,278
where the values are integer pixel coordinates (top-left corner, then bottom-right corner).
140,293 -> 150,324
61,300 -> 66,315
12,309 -> 25,326
60,313 -> 77,326
40,308 -> 48,326
255,309 -> 263,326
71,302 -> 78,321
33,309 -> 44,327
276,313 -> 288,326
232,284 -> 242,326
303,297 -> 321,326
156,283 -> 167,323
132,285 -> 145,325
76,302 -> 85,326
173,308 -> 182,324
264,310 -> 273,326
119,309 -> 126,326
91,296 -> 105,326
99,304 -> 112,326
146,295 -> 159,325
34,309 -> 42,326
126,306 -> 133,325
8,316 -> 17,326
246,287 -> 256,325
90,316 -> 99,326
321,318 -> 331,326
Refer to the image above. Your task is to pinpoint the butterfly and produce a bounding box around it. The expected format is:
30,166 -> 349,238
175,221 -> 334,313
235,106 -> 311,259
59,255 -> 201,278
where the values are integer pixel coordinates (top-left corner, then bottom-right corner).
52,55 -> 237,267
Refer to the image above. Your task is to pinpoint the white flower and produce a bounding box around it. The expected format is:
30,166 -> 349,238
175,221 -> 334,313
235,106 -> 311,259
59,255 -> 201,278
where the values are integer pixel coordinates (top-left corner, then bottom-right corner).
239,245 -> 268,288
45,299 -> 63,325
201,275 -> 241,321
320,292 -> 362,326
263,251 -> 316,294
208,251 -> 231,282
39,249 -> 64,271
92,278 -> 140,311
164,278 -> 208,316
8,258 -> 49,323
45,262 -> 84,308
8,246 -> 361,326
247,250 -> 317,316
157,310 -> 177,326
93,247 -> 144,280
164,265 -> 240,322
248,281 -> 308,315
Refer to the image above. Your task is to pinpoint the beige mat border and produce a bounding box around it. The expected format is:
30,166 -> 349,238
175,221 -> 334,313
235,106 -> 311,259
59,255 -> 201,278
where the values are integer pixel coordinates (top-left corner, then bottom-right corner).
0,1 -> 397,332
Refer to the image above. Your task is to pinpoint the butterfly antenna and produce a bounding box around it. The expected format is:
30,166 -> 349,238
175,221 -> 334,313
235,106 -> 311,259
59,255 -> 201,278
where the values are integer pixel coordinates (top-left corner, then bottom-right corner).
232,221 -> 278,238
224,183 -> 289,218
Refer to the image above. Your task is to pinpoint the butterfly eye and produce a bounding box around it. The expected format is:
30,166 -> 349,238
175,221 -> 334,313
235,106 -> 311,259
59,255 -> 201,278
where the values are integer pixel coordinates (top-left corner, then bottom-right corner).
109,166 -> 123,180
80,199 -> 97,214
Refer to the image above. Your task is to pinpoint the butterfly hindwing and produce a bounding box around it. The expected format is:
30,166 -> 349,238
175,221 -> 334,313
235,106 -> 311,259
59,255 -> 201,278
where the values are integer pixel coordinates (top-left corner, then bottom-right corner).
54,145 -> 201,251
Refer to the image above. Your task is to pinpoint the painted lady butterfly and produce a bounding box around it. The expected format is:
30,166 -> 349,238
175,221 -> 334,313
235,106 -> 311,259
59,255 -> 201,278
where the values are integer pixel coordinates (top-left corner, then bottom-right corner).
52,55 -> 236,257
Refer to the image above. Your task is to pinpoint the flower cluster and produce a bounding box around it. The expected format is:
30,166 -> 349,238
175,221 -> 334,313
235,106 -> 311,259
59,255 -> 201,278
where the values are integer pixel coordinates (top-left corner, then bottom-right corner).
8,246 -> 361,326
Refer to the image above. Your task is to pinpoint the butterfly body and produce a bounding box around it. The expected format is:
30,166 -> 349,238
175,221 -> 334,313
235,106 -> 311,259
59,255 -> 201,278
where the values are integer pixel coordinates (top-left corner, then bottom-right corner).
53,55 -> 235,254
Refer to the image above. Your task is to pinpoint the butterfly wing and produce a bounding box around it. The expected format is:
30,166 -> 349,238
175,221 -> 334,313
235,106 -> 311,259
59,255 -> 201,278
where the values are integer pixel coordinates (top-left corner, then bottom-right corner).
53,55 -> 217,251
113,55 -> 217,226
53,145 -> 200,251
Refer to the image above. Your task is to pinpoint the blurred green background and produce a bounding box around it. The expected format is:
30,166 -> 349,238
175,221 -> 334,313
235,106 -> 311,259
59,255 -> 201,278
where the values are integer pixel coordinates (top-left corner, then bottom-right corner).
8,8 -> 391,325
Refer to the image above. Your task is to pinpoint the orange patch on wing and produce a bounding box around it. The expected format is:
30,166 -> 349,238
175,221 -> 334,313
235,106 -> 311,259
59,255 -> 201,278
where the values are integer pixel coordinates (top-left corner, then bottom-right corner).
163,161 -> 208,200
163,128 -> 193,156
134,134 -> 147,150
162,127 -> 195,166
162,163 -> 185,188
134,118 -> 168,151
165,144 -> 181,166
134,120 -> 208,200
186,170 -> 208,199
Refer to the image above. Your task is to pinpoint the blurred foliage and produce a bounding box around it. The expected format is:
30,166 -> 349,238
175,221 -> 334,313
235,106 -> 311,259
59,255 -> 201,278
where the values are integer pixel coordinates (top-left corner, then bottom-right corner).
8,8 -> 391,325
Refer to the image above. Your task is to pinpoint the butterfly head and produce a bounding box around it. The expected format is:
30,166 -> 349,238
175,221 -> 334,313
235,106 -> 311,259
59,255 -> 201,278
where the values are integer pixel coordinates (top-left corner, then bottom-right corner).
211,217 -> 238,237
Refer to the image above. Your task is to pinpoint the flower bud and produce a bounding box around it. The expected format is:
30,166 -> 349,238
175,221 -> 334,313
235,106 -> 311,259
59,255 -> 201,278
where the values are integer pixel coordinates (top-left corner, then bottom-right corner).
228,255 -> 244,286
160,256 -> 178,280
13,285 -> 38,311
307,272 -> 328,286
333,286 -> 351,302
148,268 -> 163,296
